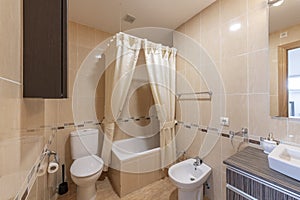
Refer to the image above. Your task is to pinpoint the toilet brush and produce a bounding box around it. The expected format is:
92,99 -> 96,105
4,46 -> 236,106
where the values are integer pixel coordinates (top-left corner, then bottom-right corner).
58,164 -> 68,195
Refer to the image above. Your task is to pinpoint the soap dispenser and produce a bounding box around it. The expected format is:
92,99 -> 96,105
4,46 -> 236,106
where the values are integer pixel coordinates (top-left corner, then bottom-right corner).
261,133 -> 278,154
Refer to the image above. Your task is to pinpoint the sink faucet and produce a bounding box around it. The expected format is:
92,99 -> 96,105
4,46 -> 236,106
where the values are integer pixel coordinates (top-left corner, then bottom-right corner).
229,128 -> 249,151
229,128 -> 248,142
193,156 -> 203,167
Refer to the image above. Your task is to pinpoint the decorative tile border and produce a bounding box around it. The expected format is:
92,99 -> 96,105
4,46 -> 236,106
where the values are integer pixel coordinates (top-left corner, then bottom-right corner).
176,120 -> 261,146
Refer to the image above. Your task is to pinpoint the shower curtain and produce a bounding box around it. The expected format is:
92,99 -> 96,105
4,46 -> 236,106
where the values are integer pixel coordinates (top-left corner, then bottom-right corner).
101,32 -> 177,170
144,40 -> 177,168
101,33 -> 141,171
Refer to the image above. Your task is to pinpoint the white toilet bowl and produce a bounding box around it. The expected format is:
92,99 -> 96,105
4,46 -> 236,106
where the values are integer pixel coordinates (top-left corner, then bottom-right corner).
70,155 -> 103,200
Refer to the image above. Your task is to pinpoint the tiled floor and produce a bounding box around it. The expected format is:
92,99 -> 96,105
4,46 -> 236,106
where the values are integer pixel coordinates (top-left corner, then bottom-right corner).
57,177 -> 178,200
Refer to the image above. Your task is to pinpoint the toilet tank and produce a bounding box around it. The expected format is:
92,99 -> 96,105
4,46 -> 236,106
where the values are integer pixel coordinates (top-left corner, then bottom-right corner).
70,128 -> 99,159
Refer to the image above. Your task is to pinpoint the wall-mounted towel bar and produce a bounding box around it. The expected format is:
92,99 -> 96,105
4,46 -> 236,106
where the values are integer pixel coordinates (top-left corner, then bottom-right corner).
176,91 -> 212,101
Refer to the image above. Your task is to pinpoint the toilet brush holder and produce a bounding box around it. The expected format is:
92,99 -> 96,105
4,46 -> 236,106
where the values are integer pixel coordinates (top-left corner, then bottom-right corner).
58,164 -> 68,195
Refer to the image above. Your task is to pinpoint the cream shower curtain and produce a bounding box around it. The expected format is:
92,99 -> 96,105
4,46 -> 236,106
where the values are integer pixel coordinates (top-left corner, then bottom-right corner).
144,40 -> 177,168
101,33 -> 141,171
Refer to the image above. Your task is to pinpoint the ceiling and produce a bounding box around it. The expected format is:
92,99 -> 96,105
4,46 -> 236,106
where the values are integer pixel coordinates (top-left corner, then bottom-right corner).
69,0 -> 216,34
269,0 -> 300,33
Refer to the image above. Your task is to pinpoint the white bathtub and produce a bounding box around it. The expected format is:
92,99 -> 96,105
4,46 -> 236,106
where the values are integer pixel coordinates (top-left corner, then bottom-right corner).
111,134 -> 161,173
109,133 -> 164,197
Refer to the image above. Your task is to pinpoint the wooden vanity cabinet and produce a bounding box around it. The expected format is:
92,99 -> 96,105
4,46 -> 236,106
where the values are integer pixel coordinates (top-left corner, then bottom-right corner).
23,0 -> 67,98
226,167 -> 298,200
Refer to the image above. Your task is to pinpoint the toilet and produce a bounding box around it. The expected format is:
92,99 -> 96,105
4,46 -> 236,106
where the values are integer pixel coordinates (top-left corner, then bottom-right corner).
70,129 -> 104,200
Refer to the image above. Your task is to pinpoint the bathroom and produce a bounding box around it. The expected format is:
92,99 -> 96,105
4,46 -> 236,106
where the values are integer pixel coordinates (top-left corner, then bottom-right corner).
1,0 -> 300,199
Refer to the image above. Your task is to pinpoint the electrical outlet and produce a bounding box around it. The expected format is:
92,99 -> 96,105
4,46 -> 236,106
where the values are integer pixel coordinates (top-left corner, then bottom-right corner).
220,117 -> 229,126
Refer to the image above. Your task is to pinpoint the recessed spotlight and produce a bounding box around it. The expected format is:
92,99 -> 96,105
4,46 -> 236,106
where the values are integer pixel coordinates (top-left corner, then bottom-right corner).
229,23 -> 241,32
268,0 -> 284,7
95,54 -> 102,59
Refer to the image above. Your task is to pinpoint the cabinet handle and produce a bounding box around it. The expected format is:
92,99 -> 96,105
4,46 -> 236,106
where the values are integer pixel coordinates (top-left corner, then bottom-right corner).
226,184 -> 258,200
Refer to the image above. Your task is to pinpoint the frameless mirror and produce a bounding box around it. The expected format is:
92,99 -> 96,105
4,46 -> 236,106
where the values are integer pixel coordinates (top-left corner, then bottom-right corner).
269,0 -> 300,118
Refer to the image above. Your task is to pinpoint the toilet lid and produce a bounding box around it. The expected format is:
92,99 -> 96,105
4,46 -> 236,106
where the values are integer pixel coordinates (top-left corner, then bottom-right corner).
71,155 -> 103,177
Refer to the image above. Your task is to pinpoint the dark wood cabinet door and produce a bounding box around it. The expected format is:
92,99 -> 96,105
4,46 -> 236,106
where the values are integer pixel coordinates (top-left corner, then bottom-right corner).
23,0 -> 67,98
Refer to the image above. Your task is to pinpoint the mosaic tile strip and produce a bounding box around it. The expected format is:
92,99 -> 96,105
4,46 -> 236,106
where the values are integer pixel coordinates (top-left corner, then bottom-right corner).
176,121 -> 260,146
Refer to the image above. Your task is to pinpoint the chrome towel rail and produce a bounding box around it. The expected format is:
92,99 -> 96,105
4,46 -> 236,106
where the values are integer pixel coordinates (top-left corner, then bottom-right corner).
176,91 -> 212,101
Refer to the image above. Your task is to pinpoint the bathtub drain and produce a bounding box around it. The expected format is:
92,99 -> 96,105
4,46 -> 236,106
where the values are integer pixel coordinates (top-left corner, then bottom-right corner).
190,177 -> 195,181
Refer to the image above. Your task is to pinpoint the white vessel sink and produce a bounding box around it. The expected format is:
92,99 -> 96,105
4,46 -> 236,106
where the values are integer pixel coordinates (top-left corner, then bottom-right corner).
268,144 -> 300,181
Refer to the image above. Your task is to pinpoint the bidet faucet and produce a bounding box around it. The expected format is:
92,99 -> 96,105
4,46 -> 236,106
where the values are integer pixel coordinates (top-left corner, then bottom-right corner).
193,156 -> 203,167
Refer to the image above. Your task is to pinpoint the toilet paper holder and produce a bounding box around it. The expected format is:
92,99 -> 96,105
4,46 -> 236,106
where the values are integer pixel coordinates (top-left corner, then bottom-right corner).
36,149 -> 59,175
44,149 -> 59,164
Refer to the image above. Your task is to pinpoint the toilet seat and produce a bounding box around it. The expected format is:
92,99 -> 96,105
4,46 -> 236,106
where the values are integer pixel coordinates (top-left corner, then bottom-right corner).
71,155 -> 103,177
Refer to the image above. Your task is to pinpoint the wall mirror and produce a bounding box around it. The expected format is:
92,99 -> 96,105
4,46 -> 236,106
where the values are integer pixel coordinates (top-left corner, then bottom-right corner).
269,0 -> 300,118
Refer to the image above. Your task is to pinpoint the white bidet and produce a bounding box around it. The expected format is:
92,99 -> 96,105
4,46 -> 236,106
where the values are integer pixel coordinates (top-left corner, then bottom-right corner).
168,158 -> 211,200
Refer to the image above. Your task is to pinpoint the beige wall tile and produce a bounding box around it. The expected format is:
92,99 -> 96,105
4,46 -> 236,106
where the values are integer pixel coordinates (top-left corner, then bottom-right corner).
199,101 -> 212,125
248,0 -> 267,11
0,98 -> 20,139
220,55 -> 247,94
287,119 -> 300,143
203,137 -> 222,200
77,23 -> 95,49
220,0 -> 247,23
68,21 -> 77,46
44,99 -> 59,127
200,28 -> 221,63
77,46 -> 93,70
186,130 -> 205,156
0,0 -> 21,82
68,44 -> 78,70
20,99 -> 45,130
248,49 -> 269,93
58,99 -> 74,124
221,15 -> 248,58
270,95 -> 279,117
200,1 -> 220,32
248,6 -> 268,52
185,14 -> 201,43
226,94 -> 248,131
249,94 -> 288,139
95,30 -> 111,46
68,67 -> 77,97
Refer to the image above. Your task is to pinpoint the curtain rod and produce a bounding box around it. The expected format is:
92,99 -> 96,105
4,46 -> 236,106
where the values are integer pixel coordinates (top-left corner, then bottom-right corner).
117,32 -> 177,51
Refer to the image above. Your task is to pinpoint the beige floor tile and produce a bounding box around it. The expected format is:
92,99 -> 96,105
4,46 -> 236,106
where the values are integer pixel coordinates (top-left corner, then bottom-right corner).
57,177 -> 179,200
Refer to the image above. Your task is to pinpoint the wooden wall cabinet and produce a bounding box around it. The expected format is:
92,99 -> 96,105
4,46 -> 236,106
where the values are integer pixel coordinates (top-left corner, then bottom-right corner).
23,0 -> 67,98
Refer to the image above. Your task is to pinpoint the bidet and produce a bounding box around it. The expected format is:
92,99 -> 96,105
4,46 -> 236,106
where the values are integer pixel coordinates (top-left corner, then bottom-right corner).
168,158 -> 211,200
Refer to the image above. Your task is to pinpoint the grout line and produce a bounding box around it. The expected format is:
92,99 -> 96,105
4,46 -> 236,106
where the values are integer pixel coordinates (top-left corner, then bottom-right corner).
0,76 -> 22,85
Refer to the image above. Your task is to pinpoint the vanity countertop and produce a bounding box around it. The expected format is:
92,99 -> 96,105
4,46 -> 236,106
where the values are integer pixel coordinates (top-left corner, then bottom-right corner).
223,146 -> 300,195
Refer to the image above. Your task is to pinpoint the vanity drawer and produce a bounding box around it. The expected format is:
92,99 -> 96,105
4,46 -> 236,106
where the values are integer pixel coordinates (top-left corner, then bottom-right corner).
226,168 -> 298,200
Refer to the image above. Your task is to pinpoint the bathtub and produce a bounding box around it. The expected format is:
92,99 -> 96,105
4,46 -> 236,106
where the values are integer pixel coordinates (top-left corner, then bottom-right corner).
108,134 -> 164,197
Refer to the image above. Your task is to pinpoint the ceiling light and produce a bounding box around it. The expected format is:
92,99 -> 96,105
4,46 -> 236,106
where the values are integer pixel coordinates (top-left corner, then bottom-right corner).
95,54 -> 102,59
229,23 -> 241,32
268,0 -> 285,7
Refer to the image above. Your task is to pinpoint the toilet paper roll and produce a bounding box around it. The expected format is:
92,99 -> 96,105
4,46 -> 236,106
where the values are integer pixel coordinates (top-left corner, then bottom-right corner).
37,157 -> 48,177
48,161 -> 59,174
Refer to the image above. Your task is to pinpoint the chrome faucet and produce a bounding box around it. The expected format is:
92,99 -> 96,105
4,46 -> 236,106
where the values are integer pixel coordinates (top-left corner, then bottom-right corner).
193,156 -> 203,167
229,128 -> 248,142
229,128 -> 249,151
